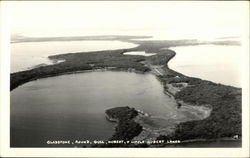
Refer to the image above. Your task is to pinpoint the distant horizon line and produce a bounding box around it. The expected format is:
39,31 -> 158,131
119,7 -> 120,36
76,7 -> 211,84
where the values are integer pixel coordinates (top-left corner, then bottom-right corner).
10,34 -> 242,44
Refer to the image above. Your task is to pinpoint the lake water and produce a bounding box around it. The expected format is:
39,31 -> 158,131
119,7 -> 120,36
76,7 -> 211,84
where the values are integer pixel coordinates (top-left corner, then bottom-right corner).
168,45 -> 242,87
124,51 -> 156,56
11,41 -> 137,73
11,71 -> 207,147
10,39 -> 241,147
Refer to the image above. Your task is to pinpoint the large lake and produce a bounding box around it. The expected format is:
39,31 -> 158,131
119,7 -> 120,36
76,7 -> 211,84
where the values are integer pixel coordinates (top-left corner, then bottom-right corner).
11,71 -> 206,147
10,39 -> 241,147
11,41 -> 137,73
168,45 -> 241,87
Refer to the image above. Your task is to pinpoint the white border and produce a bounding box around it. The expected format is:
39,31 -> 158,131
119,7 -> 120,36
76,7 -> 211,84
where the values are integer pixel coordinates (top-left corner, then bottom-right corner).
0,1 -> 249,157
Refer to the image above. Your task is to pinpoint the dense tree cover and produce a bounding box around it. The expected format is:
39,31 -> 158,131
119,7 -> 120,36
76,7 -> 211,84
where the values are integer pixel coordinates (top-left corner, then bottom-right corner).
111,120 -> 142,141
146,51 -> 175,65
92,107 -> 143,147
173,81 -> 241,140
10,38 -> 242,146
11,49 -> 152,91
11,46 -> 175,91
105,107 -> 142,141
158,76 -> 241,142
106,106 -> 138,121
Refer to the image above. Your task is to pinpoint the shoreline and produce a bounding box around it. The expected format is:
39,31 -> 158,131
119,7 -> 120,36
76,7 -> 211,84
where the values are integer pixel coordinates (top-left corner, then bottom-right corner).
10,37 -> 242,147
105,106 -> 240,147
11,67 -> 150,91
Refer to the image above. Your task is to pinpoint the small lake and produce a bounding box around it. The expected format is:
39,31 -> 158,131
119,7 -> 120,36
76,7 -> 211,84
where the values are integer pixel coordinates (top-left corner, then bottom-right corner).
11,40 -> 137,73
124,51 -> 156,56
11,71 -> 207,147
168,45 -> 241,87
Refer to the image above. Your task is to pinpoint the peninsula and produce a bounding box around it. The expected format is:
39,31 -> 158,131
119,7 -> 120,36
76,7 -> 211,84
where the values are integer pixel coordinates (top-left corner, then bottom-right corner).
10,35 -> 242,147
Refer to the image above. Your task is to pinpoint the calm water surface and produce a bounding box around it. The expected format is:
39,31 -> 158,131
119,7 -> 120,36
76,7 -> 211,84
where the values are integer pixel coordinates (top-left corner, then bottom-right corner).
169,45 -> 241,87
11,40 -> 137,73
11,71 -> 205,147
11,41 -> 241,147
124,51 -> 156,56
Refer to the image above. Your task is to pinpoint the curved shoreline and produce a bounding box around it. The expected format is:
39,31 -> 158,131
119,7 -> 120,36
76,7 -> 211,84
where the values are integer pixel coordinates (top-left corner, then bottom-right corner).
10,37 -> 242,147
167,45 -> 241,88
11,67 -> 149,91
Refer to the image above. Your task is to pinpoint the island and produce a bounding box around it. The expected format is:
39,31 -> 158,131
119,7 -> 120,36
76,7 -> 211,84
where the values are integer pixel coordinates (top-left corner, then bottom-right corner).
10,35 -> 242,147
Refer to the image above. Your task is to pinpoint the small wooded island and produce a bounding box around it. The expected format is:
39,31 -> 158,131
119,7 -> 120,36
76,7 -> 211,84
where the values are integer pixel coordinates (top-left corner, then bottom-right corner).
10,35 -> 242,147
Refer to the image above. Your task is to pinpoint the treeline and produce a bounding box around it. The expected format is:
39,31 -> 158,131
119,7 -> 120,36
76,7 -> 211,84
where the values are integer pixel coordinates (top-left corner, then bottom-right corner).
11,49 -> 151,91
91,107 -> 143,147
157,77 -> 242,142
11,43 -> 176,91
146,50 -> 175,66
106,106 -> 142,141
11,62 -> 92,90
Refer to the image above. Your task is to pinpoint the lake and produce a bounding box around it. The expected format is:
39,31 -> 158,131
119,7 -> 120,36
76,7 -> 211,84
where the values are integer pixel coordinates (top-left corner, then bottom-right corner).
124,51 -> 156,56
10,39 -> 241,147
11,71 -> 208,147
168,45 -> 242,87
11,40 -> 138,73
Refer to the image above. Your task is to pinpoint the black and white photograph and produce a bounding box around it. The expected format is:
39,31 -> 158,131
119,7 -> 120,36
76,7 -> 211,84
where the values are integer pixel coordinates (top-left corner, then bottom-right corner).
0,0 -> 249,157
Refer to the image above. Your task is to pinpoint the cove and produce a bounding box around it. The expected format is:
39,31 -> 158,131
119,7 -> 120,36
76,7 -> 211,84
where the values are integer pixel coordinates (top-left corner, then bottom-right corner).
11,71 -> 209,147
